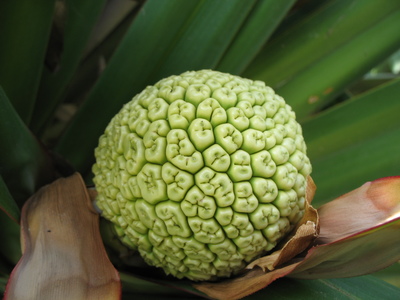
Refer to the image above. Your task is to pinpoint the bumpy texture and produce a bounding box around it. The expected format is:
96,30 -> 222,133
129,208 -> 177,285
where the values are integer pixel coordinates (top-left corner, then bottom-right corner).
93,70 -> 312,281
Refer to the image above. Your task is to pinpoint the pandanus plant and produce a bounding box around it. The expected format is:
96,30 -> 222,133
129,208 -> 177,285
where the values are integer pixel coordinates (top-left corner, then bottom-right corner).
1,0 -> 400,299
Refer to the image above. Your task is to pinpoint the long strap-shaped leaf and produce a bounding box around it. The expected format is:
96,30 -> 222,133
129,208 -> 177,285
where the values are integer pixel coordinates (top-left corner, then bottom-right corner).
147,0 -> 257,82
311,126 -> 400,205
0,209 -> 21,266
277,8 -> 400,119
0,175 -> 19,223
303,78 -> 400,161
302,79 -> 400,205
0,0 -> 55,123
243,0 -> 400,120
61,8 -> 140,109
244,0 -> 399,87
217,0 -> 296,75
30,0 -> 107,134
261,276 -> 400,299
55,0 -> 200,173
55,0 -> 258,174
4,173 -> 121,300
0,87 -> 55,205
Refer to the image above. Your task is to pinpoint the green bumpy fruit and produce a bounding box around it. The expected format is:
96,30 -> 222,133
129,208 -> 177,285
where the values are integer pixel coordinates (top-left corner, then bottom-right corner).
93,70 -> 312,281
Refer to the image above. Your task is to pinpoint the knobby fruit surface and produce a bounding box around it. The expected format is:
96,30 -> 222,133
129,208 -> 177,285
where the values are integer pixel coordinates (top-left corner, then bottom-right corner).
93,70 -> 312,281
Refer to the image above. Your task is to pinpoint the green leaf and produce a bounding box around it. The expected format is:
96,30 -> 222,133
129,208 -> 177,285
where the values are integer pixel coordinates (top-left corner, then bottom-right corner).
217,0 -> 296,74
255,276 -> 400,299
119,271 -> 400,300
55,0 -> 260,174
120,272 -> 204,299
0,0 -> 55,123
30,0 -> 107,134
373,261 -> 400,288
303,78 -> 400,162
55,0 -> 200,173
0,210 -> 21,265
302,79 -> 400,206
147,0 -> 258,81
243,0 -> 400,120
122,294 -> 200,300
0,87 -> 55,205
0,175 -> 20,222
81,0 -> 139,57
310,127 -> 400,205
278,9 -> 400,119
245,0 -> 399,87
0,276 -> 9,295
61,4 -> 138,107
302,79 -> 400,205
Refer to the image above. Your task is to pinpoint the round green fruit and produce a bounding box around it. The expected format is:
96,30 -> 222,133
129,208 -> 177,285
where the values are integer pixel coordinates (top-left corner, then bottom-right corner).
93,70 -> 311,281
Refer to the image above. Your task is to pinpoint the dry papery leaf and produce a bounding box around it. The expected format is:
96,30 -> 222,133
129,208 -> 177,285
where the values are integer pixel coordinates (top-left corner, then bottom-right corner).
194,176 -> 400,300
290,176 -> 400,279
194,176 -> 319,300
316,176 -> 400,243
288,218 -> 400,279
4,173 -> 121,300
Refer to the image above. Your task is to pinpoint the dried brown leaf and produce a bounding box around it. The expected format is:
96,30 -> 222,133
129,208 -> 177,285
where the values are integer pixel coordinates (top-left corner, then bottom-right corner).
4,173 -> 121,300
305,176 -> 316,204
194,263 -> 301,300
316,176 -> 400,243
289,176 -> 400,278
247,207 -> 318,273
290,218 -> 400,279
